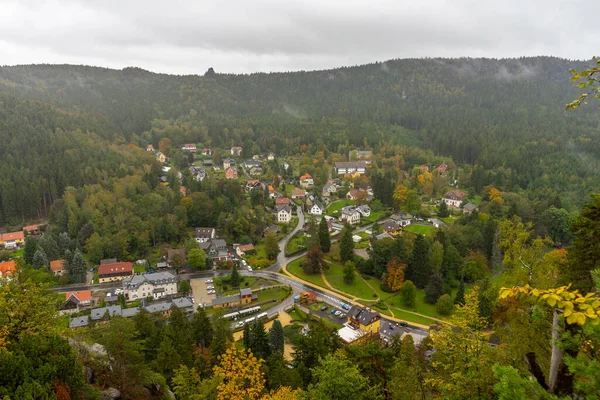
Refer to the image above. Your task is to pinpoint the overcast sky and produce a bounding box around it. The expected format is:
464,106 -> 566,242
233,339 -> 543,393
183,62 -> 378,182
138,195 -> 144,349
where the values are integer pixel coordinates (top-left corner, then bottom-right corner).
0,0 -> 595,75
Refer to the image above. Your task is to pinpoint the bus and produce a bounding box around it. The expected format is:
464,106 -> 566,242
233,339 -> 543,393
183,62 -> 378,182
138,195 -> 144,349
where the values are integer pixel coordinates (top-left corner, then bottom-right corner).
256,312 -> 268,320
239,306 -> 261,317
223,311 -> 240,320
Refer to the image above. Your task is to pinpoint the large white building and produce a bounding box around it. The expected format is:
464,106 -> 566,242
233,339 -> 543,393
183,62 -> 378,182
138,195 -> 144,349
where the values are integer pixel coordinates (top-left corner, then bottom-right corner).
195,227 -> 216,244
277,204 -> 292,223
122,272 -> 177,301
340,206 -> 361,225
334,161 -> 367,175
309,200 -> 325,215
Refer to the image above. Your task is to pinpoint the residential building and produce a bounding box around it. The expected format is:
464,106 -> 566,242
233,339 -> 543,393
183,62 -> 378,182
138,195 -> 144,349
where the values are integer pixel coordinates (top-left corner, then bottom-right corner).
346,189 -> 361,201
231,146 -> 243,156
91,305 -> 123,321
277,204 -> 293,223
322,181 -> 337,197
429,218 -> 446,229
264,225 -> 280,236
382,221 -> 401,235
356,205 -> 371,217
261,184 -> 275,198
236,244 -> 255,257
190,166 -> 207,182
182,143 -> 197,152
291,188 -> 306,199
199,239 -> 230,261
340,206 -> 361,225
195,227 -> 216,243
122,272 -> 177,300
349,150 -> 373,160
98,261 -> 133,284
155,151 -> 166,163
379,319 -> 428,345
225,167 -> 238,179
223,158 -> 235,169
390,213 -> 412,227
347,306 -> 381,334
62,290 -> 92,313
299,174 -> 314,188
212,288 -> 256,308
463,203 -> 479,214
309,200 -> 325,215
69,316 -> 90,328
275,197 -> 290,206
443,190 -> 467,208
146,144 -> 154,152
0,260 -> 16,279
434,163 -> 449,175
246,180 -> 261,190
249,167 -> 263,176
334,161 -> 367,175
50,259 -> 65,276
267,152 -> 275,161
201,147 -> 212,156
245,159 -> 261,168
203,159 -> 214,167
0,231 -> 25,249
374,232 -> 394,241
23,224 -> 43,235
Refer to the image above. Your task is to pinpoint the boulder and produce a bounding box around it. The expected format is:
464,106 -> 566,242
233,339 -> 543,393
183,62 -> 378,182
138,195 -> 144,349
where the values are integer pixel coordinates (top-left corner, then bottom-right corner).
100,387 -> 121,399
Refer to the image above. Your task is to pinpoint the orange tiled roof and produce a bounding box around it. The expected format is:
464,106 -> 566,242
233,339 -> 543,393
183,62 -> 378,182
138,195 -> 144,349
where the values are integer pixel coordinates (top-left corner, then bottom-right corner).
50,259 -> 65,272
22,224 -> 41,233
0,260 -> 16,277
300,174 -> 312,181
98,262 -> 133,276
65,290 -> 92,302
1,231 -> 24,241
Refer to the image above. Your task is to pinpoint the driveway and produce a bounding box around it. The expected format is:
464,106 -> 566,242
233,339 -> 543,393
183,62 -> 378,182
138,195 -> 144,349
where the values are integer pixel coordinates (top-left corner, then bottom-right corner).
190,277 -> 216,308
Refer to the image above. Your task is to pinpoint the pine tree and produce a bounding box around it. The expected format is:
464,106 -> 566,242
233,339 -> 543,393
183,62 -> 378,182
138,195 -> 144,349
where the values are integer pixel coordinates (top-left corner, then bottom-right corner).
438,200 -> 450,218
339,225 -> 355,264
454,280 -> 466,305
70,249 -> 87,284
32,247 -> 49,270
229,264 -> 241,287
38,233 -> 59,261
192,307 -> 213,349
250,319 -> 270,360
343,261 -> 356,284
425,272 -> 445,304
264,231 -> 280,260
269,320 -> 285,354
57,232 -> 72,256
408,235 -> 431,289
243,323 -> 252,350
23,236 -> 37,266
318,217 -> 331,253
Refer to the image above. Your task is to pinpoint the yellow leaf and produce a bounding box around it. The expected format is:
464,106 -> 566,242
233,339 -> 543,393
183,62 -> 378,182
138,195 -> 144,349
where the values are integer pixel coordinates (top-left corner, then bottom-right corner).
564,309 -> 573,318
577,313 -> 587,326
547,297 -> 557,307
566,313 -> 578,324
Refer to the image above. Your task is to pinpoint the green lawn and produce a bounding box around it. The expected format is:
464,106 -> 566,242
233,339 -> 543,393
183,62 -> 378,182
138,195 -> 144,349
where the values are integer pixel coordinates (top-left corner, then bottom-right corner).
285,232 -> 307,256
284,184 -> 295,197
287,257 -> 327,287
10,248 -> 24,258
256,286 -> 291,303
220,277 -> 258,296
468,195 -> 482,205
440,216 -> 458,225
327,199 -> 354,214
324,263 -> 379,300
93,270 -> 99,284
387,307 -> 439,326
404,224 -> 436,237
134,264 -> 146,273
362,210 -> 386,223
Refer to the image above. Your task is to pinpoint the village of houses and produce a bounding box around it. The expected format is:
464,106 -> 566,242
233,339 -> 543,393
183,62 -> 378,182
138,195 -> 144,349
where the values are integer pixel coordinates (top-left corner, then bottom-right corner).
0,144 -> 480,352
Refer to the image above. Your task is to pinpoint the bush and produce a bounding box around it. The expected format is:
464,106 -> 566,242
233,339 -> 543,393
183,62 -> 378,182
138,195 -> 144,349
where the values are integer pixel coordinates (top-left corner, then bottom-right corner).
245,281 -> 250,287
435,294 -> 454,316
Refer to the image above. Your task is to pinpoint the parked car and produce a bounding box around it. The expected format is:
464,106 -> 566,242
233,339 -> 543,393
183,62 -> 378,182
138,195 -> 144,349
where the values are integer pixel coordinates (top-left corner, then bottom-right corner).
89,267 -> 94,273
205,279 -> 213,283
338,313 -> 346,319
341,304 -> 350,311
399,321 -> 408,327
334,311 -> 342,316
207,285 -> 215,289
247,266 -> 253,271
320,306 -> 328,311
331,309 -> 337,314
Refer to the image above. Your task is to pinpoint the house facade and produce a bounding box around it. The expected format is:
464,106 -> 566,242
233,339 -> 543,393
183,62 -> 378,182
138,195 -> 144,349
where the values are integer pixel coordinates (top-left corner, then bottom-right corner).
212,288 -> 256,308
98,262 -> 134,284
334,161 -> 367,175
236,244 -> 255,257
309,200 -> 325,215
155,151 -> 166,163
382,221 -> 401,235
299,174 -> 314,188
50,260 -> 65,276
340,206 -> 361,225
231,147 -> 243,156
277,204 -> 292,223
0,260 -> 16,280
356,205 -> 371,217
0,231 -> 24,249
195,227 -> 216,243
146,144 -> 154,152
443,190 -> 467,208
122,272 -> 177,300
463,203 -> 479,214
225,167 -> 238,179
348,306 -> 381,334
62,290 -> 92,313
199,239 -> 230,261
322,181 -> 337,197
182,143 -> 197,152
223,158 -> 235,169
291,188 -> 307,199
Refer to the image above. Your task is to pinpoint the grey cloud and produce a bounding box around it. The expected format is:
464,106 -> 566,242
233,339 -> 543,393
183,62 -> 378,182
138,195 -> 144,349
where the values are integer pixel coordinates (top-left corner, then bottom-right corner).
0,0 -> 597,74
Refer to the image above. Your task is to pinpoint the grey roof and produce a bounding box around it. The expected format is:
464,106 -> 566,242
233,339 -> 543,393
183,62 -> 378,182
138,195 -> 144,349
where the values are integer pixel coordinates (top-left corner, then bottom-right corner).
379,319 -> 406,339
239,288 -> 252,296
356,205 -> 371,212
383,221 -> 400,231
172,297 -> 194,309
69,316 -> 90,328
212,239 -> 227,248
463,203 -> 478,211
145,302 -> 173,313
100,258 -> 118,265
211,294 -> 241,306
348,305 -> 380,326
335,161 -> 367,169
121,308 -> 141,318
277,204 -> 292,214
91,306 -> 122,321
341,206 -> 358,215
223,157 -> 235,163
312,200 -> 324,211
375,232 -> 394,241
429,218 -> 446,227
123,272 -> 176,290
245,159 -> 261,167
195,227 -> 216,238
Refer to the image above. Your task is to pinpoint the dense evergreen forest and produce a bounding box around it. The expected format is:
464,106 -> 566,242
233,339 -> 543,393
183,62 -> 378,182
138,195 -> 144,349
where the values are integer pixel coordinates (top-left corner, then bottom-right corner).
1,57 -> 600,224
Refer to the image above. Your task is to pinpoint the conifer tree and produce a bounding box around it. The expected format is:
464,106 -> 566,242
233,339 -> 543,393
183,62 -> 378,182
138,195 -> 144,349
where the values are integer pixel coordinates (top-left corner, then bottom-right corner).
339,225 -> 355,264
269,320 -> 285,354
318,217 -> 331,253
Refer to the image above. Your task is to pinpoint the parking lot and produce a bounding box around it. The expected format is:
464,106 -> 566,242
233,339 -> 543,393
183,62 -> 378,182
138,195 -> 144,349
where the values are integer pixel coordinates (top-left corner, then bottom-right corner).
309,303 -> 349,325
190,278 -> 216,307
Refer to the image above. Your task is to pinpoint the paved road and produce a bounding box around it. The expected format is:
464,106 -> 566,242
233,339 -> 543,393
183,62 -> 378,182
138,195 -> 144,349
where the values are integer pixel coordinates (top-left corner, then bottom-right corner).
266,206 -> 305,272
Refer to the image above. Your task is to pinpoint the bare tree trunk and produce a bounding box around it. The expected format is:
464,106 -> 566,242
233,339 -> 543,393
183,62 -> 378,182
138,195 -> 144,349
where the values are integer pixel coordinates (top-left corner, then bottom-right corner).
548,310 -> 563,393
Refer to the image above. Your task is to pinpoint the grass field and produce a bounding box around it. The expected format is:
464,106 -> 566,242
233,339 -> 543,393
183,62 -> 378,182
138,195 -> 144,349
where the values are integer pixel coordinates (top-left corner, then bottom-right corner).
387,307 -> 439,326
404,224 -> 436,237
285,232 -> 306,255
287,257 -> 327,287
362,210 -> 386,223
134,264 -> 146,273
324,263 -> 379,300
327,199 -> 354,214
256,286 -> 291,303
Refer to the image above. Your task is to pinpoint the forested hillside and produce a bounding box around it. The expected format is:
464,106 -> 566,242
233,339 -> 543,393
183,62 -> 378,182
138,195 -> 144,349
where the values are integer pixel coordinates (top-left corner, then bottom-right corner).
1,57 -> 599,224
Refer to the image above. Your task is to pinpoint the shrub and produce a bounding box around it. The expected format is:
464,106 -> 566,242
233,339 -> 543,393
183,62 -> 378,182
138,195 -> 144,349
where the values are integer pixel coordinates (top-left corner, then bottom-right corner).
435,294 -> 454,316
